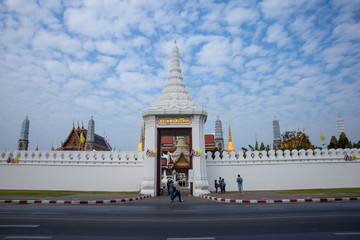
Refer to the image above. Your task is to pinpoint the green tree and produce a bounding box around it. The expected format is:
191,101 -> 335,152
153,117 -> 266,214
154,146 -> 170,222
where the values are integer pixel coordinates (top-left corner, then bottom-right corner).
338,132 -> 350,149
211,147 -> 223,159
247,141 -> 270,152
327,136 -> 338,149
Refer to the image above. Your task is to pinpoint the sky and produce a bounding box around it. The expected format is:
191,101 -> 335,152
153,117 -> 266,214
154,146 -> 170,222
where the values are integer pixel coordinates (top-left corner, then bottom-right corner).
0,0 -> 359,151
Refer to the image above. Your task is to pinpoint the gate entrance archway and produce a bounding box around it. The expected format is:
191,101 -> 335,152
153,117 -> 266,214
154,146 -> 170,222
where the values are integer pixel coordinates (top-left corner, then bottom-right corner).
157,128 -> 192,196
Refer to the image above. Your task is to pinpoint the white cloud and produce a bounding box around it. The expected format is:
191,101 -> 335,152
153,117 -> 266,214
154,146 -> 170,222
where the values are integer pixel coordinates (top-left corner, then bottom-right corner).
333,23 -> 360,42
32,30 -> 82,54
265,23 -> 291,48
95,40 -> 126,56
261,0 -> 307,19
225,6 -> 259,26
196,38 -> 231,67
68,60 -> 110,81
243,44 -> 262,56
321,43 -> 351,70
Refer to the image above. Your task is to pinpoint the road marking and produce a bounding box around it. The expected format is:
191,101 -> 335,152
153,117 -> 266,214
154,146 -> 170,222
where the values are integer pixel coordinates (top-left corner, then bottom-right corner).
174,210 -> 199,212
31,212 -> 66,215
4,237 -> 52,239
167,238 -> 215,240
0,214 -> 359,223
0,225 -> 40,228
334,232 -> 360,235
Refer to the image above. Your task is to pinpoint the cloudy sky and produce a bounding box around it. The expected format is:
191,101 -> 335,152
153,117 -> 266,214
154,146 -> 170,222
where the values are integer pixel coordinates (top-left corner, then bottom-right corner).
0,0 -> 359,151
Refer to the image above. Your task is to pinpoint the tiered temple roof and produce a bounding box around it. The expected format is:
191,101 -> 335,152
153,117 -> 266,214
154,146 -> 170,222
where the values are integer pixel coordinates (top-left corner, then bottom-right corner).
58,124 -> 111,151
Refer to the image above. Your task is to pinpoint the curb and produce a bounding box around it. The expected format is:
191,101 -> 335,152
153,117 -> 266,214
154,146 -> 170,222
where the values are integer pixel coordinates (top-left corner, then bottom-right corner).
198,195 -> 359,204
0,195 -> 152,204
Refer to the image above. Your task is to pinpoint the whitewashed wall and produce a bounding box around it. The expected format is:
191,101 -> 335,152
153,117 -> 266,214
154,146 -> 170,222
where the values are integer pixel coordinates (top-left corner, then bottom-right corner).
0,151 -> 145,191
206,148 -> 360,192
1,149 -> 359,193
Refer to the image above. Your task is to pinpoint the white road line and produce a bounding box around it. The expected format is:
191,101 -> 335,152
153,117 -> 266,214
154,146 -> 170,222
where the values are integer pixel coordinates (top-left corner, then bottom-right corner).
333,232 -> 360,235
167,238 -> 216,240
30,212 -> 66,215
4,237 -> 52,239
0,225 -> 40,228
173,210 -> 199,212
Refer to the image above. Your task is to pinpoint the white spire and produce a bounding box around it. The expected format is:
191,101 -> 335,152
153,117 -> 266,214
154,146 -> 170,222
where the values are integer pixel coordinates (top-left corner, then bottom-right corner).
337,114 -> 346,136
144,42 -> 207,116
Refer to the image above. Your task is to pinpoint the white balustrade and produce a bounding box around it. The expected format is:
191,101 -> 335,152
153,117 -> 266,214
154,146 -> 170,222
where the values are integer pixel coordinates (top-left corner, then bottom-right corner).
1,148 -> 359,166
203,148 -> 359,165
0,150 -> 145,166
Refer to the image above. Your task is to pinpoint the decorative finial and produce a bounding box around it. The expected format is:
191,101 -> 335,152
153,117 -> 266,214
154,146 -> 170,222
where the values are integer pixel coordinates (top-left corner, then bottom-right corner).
174,40 -> 176,44
137,117 -> 144,152
226,108 -> 235,153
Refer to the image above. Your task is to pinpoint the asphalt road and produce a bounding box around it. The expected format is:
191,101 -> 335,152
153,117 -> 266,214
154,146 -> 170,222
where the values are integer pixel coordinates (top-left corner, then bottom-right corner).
1,194 -> 360,240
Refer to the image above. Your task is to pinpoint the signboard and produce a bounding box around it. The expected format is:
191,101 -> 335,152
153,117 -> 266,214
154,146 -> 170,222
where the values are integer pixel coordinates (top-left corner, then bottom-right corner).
157,117 -> 192,126
188,169 -> 194,183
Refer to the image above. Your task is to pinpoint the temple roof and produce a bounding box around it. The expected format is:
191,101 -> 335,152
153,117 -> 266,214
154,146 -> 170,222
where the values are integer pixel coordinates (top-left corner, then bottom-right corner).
59,127 -> 112,151
143,42 -> 207,117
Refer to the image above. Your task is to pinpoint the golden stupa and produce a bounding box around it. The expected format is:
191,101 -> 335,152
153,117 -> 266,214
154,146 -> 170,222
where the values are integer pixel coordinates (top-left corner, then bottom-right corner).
226,111 -> 235,153
137,118 -> 144,151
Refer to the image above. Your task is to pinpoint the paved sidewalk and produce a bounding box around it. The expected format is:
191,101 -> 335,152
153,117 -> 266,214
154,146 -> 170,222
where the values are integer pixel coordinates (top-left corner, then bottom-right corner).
0,193 -> 144,201
206,191 -> 360,200
1,190 -> 359,203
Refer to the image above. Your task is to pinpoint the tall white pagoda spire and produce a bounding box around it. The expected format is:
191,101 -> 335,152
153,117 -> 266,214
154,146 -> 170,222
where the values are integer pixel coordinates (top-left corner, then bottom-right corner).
18,115 -> 30,150
146,41 -> 205,115
337,114 -> 346,136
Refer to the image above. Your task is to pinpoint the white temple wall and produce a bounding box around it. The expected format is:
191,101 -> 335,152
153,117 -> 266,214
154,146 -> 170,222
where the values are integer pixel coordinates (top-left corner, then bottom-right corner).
206,148 -> 360,192
0,148 -> 359,192
0,151 -> 144,191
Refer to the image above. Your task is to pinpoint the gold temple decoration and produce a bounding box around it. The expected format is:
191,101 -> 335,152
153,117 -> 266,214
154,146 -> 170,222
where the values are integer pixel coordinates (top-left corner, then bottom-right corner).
173,150 -> 190,168
226,111 -> 235,153
137,117 -> 144,151
157,117 -> 192,126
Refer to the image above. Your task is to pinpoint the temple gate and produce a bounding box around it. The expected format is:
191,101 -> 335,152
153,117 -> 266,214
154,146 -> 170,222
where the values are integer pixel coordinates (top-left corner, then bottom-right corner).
140,42 -> 209,196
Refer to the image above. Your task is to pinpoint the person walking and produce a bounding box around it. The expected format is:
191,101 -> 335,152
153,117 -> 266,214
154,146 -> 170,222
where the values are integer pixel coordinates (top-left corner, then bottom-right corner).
236,174 -> 244,195
214,180 -> 219,193
170,178 -> 183,202
169,180 -> 176,201
219,177 -> 223,193
167,179 -> 171,195
221,178 -> 226,193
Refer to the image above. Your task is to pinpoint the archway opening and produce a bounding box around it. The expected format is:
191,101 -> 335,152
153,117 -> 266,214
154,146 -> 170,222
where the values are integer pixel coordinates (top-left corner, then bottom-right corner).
157,128 -> 192,196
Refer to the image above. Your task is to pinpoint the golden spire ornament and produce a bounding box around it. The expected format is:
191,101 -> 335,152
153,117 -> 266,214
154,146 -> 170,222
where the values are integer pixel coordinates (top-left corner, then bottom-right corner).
137,117 -> 144,151
226,110 -> 235,153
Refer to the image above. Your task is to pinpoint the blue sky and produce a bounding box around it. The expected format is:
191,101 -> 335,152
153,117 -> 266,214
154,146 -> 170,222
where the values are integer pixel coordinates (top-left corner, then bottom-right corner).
0,0 -> 359,151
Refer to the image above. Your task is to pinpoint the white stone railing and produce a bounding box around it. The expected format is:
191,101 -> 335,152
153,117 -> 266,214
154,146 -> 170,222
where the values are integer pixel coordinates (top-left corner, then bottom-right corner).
0,150 -> 144,166
205,148 -> 360,165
